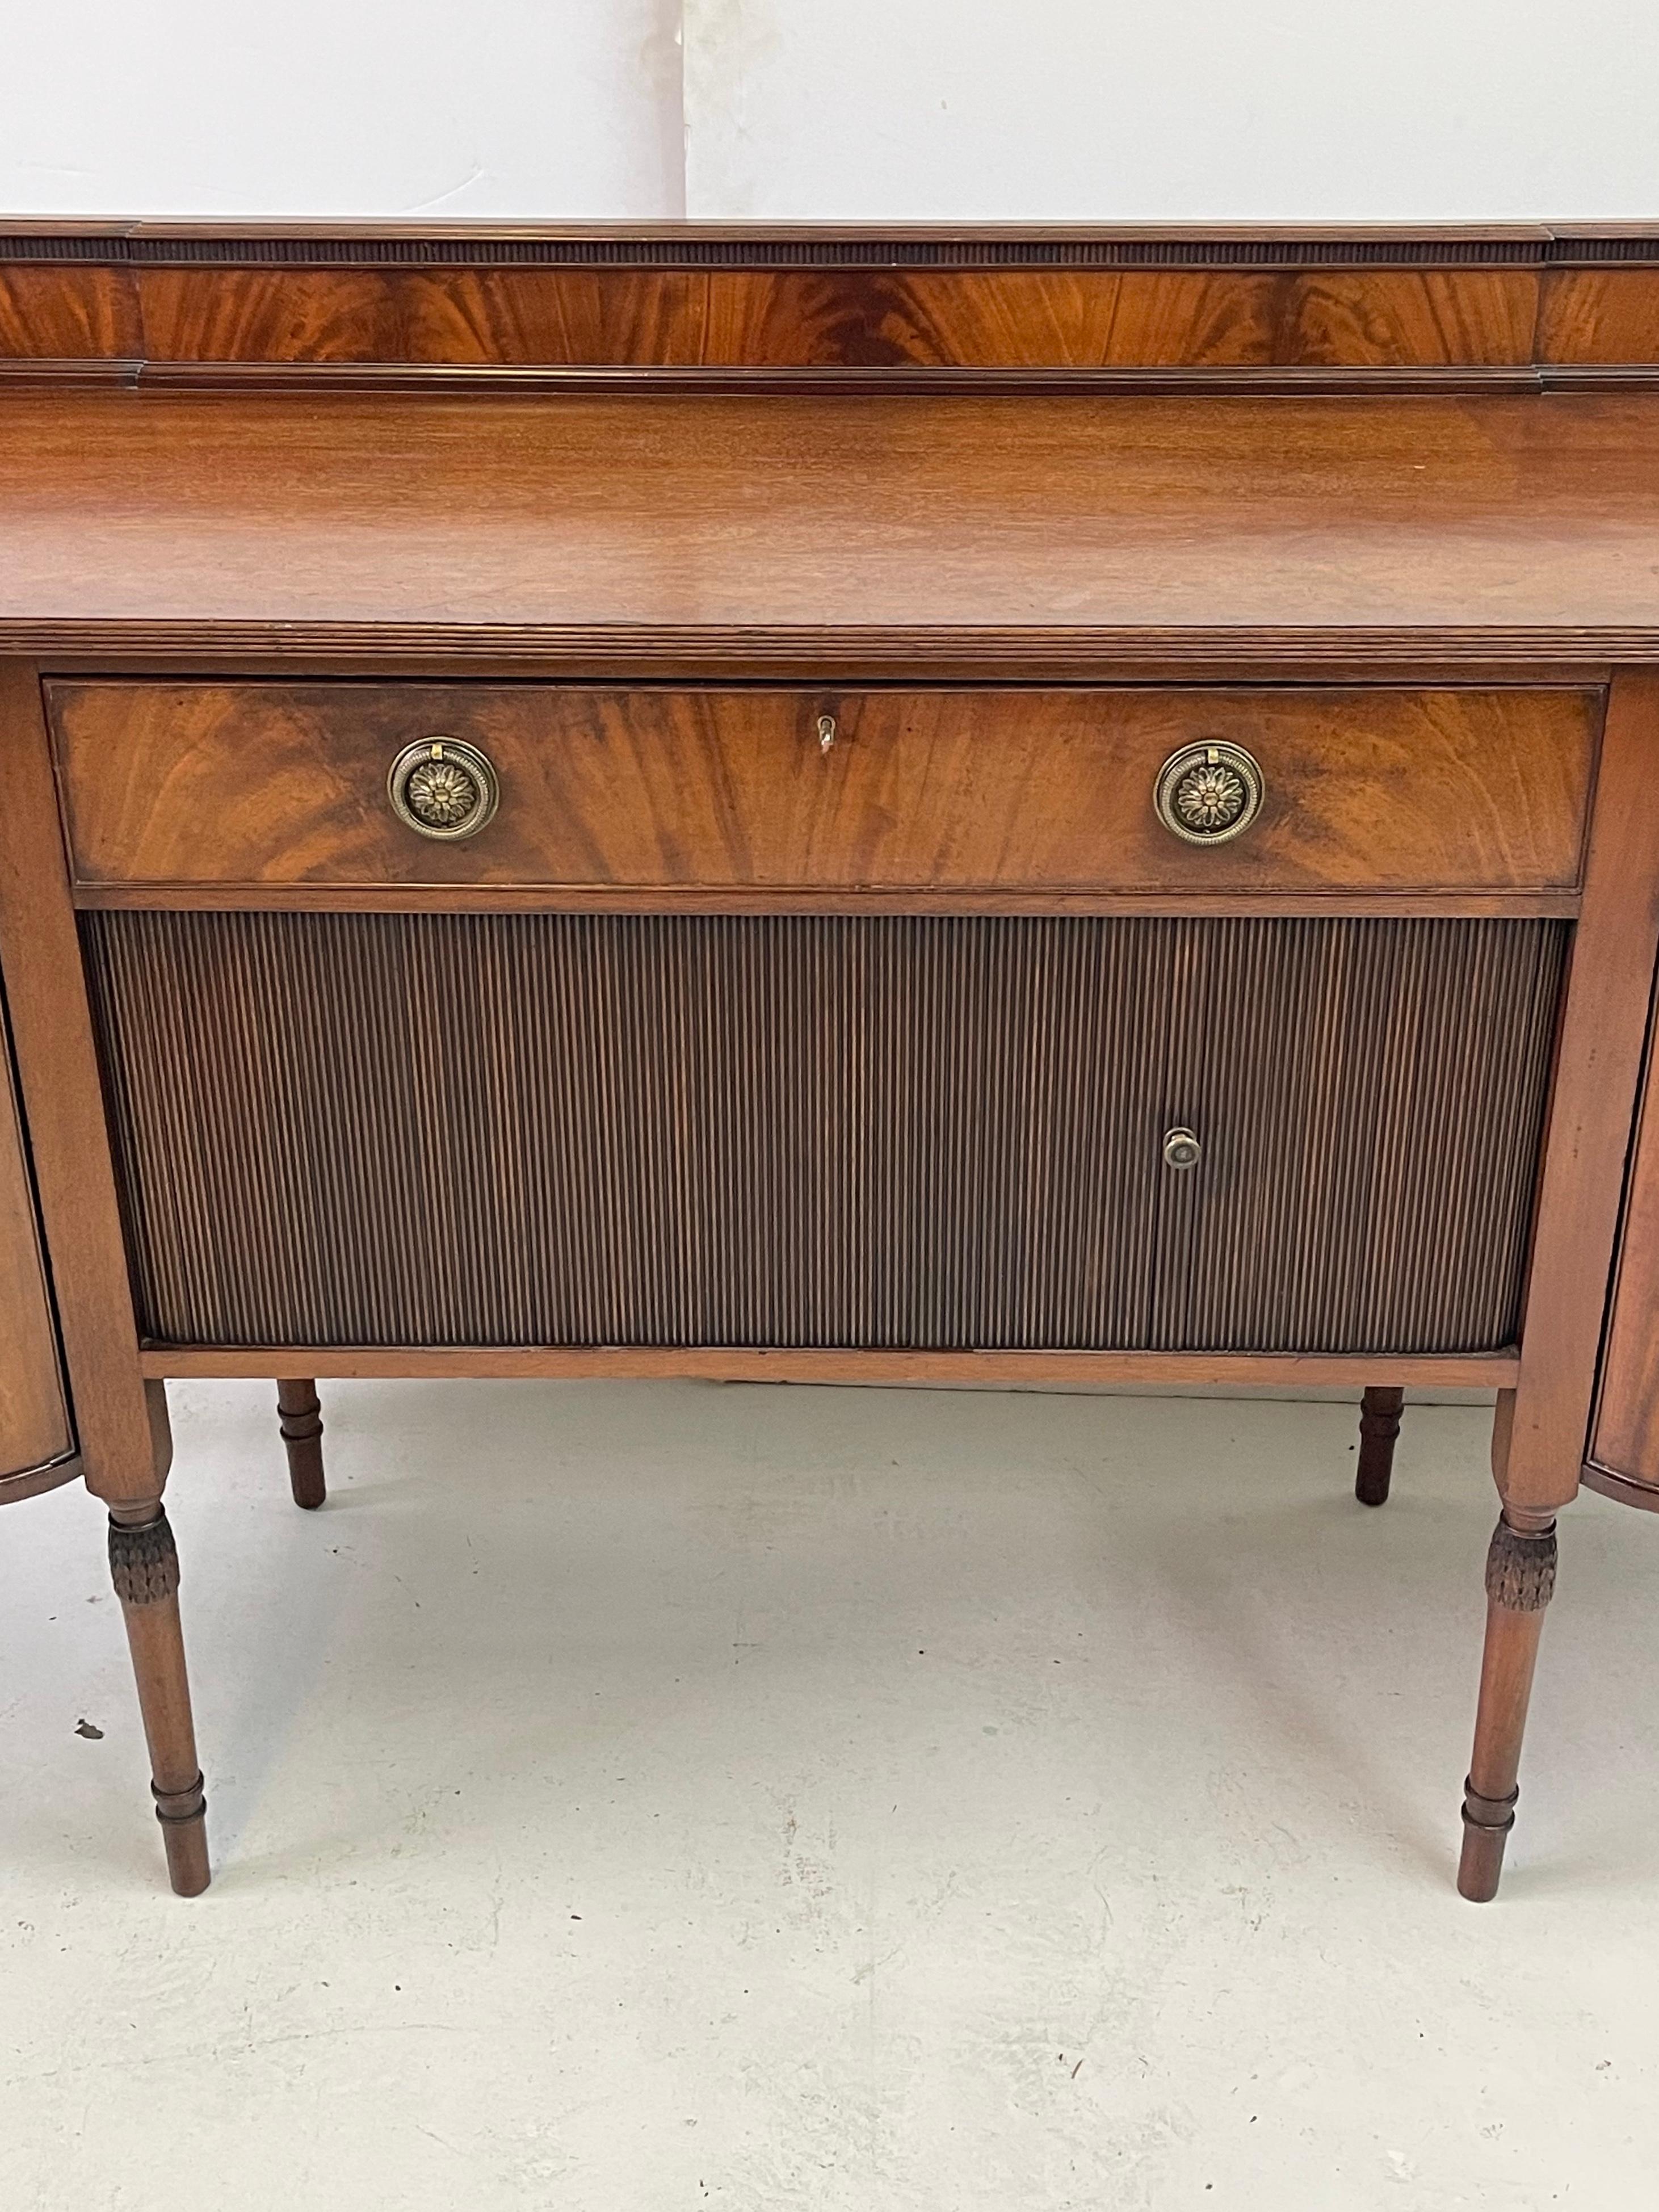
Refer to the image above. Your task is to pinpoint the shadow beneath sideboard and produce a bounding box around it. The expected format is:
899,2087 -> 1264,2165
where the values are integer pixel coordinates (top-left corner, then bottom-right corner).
159,1376 -> 1659,1905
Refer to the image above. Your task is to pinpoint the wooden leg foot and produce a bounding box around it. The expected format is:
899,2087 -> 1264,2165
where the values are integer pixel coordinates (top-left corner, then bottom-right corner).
1457,1781 -> 1518,1903
1456,1509 -> 1557,1902
277,1378 -> 326,1509
1356,1386 -> 1404,1506
155,1778 -> 212,1896
108,1505 -> 210,1896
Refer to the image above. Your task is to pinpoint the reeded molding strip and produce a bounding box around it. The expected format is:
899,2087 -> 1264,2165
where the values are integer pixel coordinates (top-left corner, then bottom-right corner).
69,888 -> 1584,921
4,620 -> 1655,670
0,220 -> 1578,269
1,220 -> 1653,269
10,362 -> 1659,397
0,361 -> 1578,398
130,362 -> 1569,397
139,1347 -> 1522,1386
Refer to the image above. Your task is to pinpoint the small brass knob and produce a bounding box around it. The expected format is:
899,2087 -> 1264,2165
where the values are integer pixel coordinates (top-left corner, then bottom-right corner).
1154,741 -> 1263,845
388,737 -> 499,841
1162,1127 -> 1203,1172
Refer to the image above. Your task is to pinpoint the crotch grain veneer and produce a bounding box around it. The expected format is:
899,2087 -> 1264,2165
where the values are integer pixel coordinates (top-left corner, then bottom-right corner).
6,222 -> 1659,1902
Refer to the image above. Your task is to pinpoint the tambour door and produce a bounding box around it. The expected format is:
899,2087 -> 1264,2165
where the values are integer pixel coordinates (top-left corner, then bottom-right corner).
78,909 -> 1565,1359
0,983 -> 74,1498
1150,917 -> 1566,1353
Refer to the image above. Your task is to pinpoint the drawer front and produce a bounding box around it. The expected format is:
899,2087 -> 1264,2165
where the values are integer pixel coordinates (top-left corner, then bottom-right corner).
49,683 -> 1597,901
82,908 -> 1564,1355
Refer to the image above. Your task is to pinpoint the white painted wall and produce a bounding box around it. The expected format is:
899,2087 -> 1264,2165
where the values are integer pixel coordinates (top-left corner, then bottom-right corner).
0,0 -> 684,217
1,1 -> 1656,221
682,0 -> 1659,220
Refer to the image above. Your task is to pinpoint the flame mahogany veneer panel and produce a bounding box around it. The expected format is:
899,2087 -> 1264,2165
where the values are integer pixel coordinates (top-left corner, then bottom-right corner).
0,263 -> 140,360
1538,270 -> 1659,367
125,266 -> 1539,368
80,909 -> 1565,1357
699,269 -> 1540,368
0,255 -> 1650,372
1,238 -> 1655,371
49,684 -> 1597,901
132,267 -> 709,367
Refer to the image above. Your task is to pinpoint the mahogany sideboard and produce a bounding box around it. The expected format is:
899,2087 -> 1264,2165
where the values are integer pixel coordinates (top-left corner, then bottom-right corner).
6,220 -> 1659,1902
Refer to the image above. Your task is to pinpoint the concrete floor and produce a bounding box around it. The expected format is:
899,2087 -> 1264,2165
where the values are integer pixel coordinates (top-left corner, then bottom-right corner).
2,1378 -> 1656,2210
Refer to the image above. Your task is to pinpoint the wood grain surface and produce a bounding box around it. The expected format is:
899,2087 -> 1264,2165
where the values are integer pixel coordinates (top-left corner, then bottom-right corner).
123,267 -> 1538,369
0,666 -> 169,1504
0,264 -> 139,361
700,270 -> 1540,368
5,390 -> 1659,664
1590,992 -> 1659,1490
49,683 -> 1597,903
133,266 -> 708,367
3,247 -> 1656,371
1538,270 -> 1659,366
0,993 -> 73,1486
1497,677 -> 1659,1514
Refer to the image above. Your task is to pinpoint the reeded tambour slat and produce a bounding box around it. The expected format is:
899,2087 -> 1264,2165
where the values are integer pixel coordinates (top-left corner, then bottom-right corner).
82,911 -> 1566,1357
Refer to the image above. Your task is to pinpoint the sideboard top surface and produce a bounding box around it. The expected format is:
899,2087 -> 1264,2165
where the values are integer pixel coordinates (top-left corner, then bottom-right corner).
3,387 -> 1659,665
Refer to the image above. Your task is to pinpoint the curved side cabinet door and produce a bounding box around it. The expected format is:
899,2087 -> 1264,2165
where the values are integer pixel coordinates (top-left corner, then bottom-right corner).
1590,992 -> 1659,1506
0,989 -> 75,1502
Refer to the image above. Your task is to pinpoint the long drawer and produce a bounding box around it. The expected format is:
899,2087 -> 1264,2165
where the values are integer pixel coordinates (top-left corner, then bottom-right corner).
47,683 -> 1598,903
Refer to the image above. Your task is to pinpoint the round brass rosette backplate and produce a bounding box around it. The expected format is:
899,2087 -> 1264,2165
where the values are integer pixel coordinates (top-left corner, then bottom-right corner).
387,736 -> 501,842
1153,740 -> 1265,846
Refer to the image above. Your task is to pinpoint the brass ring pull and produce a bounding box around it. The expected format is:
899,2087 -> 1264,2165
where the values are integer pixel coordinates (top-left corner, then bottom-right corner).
388,737 -> 499,842
1162,1127 -> 1203,1172
1154,741 -> 1263,845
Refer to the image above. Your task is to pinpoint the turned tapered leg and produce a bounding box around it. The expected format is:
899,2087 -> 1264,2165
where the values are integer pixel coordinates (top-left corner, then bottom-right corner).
1356,1387 -> 1405,1506
108,1504 -> 209,1897
1457,1508 -> 1557,1902
277,1378 -> 326,1510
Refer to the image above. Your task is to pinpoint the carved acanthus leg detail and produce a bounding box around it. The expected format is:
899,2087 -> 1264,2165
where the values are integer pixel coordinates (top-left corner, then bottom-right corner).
1356,1386 -> 1405,1506
276,1378 -> 326,1509
108,1504 -> 209,1896
1457,1510 -> 1559,1903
